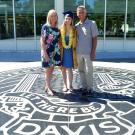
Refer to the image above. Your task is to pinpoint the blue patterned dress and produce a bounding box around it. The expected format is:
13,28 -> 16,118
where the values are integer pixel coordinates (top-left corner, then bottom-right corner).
41,24 -> 61,68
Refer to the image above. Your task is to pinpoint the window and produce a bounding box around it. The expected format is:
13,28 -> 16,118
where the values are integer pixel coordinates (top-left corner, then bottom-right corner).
127,0 -> 135,38
106,0 -> 126,38
35,0 -> 54,37
86,0 -> 104,38
0,0 -> 13,39
15,0 -> 34,38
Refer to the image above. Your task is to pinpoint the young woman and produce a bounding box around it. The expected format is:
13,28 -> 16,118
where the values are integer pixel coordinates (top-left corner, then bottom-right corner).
60,11 -> 77,92
40,9 -> 61,96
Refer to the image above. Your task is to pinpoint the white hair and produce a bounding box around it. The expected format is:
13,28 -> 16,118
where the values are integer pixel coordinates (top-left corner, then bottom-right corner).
77,5 -> 87,13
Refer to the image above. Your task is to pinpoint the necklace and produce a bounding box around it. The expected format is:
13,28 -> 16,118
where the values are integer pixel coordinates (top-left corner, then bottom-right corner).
61,28 -> 73,49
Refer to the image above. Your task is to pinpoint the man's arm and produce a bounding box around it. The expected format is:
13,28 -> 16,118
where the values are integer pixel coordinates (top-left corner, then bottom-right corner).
91,36 -> 97,60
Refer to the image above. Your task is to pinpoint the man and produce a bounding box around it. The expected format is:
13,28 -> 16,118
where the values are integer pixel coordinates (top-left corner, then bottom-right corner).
75,5 -> 98,95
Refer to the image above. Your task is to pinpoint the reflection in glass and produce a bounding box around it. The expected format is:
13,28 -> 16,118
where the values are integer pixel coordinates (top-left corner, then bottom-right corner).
35,0 -> 54,37
64,0 -> 84,11
106,0 -> 126,38
86,0 -> 104,37
15,0 -> 34,39
0,0 -> 13,39
127,0 -> 135,38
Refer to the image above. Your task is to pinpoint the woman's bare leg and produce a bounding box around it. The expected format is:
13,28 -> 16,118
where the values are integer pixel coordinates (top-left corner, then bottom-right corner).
67,68 -> 73,91
61,67 -> 68,91
45,66 -> 54,96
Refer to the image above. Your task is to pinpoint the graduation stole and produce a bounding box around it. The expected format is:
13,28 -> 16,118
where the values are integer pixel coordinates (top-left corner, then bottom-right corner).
61,27 -> 73,49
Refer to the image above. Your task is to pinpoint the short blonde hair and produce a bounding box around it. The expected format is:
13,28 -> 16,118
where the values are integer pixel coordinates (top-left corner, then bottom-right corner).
46,9 -> 58,27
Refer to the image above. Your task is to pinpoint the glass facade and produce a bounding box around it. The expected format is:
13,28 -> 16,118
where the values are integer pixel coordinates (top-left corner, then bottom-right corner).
127,0 -> 135,38
15,0 -> 34,38
0,0 -> 13,39
106,0 -> 126,38
86,0 -> 105,38
0,0 -> 135,51
35,0 -> 54,37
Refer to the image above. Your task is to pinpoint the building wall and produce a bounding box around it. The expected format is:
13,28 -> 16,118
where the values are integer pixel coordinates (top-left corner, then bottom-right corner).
0,0 -> 135,53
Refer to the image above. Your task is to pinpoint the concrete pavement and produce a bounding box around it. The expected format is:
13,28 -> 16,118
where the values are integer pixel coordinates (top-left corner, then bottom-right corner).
0,60 -> 135,71
0,61 -> 135,135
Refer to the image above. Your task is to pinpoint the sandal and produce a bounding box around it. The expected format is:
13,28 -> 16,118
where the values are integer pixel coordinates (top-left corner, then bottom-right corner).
45,88 -> 54,96
69,87 -> 74,92
63,87 -> 69,92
